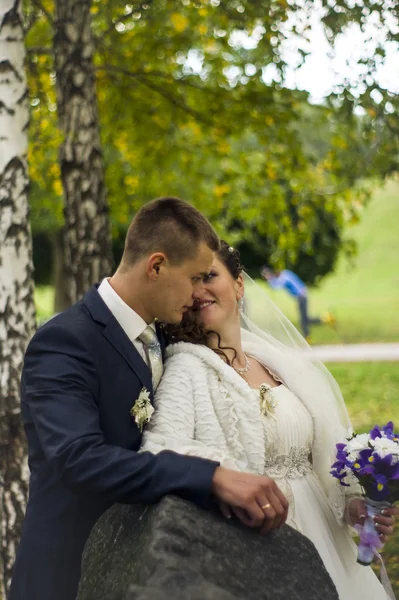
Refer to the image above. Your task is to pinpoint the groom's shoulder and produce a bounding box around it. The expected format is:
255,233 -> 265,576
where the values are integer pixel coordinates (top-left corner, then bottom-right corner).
40,298 -> 92,330
28,294 -> 102,354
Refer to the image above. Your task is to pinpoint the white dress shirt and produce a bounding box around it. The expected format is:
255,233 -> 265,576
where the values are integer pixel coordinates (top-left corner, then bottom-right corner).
98,278 -> 156,366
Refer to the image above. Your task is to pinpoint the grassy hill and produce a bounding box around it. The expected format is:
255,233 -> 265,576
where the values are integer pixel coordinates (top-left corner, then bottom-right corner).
253,179 -> 399,344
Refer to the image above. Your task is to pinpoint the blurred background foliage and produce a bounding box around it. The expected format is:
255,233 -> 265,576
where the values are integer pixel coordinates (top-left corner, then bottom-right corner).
25,0 -> 399,293
24,3 -> 399,593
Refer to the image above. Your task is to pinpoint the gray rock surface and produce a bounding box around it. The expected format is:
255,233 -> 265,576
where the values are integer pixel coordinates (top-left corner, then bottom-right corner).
78,495 -> 338,600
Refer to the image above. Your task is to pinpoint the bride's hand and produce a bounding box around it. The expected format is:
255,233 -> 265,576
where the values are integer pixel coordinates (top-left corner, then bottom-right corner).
347,498 -> 398,544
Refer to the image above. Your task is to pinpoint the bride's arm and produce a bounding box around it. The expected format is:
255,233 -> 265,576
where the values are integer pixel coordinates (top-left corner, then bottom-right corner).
140,354 -> 242,470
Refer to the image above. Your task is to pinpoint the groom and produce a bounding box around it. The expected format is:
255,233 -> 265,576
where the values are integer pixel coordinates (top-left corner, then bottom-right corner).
10,197 -> 287,600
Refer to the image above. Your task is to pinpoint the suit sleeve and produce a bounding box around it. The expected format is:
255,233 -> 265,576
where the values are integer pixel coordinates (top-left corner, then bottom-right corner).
141,354 -> 244,471
22,323 -> 219,508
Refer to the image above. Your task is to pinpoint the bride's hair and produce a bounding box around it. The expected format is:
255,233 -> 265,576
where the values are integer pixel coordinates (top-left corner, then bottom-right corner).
161,241 -> 243,365
218,240 -> 243,278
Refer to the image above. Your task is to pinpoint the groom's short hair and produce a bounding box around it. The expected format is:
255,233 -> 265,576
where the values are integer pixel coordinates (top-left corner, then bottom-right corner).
121,196 -> 220,267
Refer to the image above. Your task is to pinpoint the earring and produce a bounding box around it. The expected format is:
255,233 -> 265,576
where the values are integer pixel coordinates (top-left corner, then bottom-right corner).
237,297 -> 244,311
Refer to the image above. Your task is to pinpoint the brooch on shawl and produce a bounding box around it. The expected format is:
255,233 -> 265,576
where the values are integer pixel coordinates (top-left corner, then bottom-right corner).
130,387 -> 154,432
259,383 -> 278,419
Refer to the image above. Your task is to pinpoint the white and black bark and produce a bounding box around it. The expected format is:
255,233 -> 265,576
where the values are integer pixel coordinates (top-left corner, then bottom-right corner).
54,0 -> 113,306
0,1 -> 36,596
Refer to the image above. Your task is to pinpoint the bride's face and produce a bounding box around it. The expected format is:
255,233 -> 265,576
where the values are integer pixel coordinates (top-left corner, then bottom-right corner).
192,256 -> 243,332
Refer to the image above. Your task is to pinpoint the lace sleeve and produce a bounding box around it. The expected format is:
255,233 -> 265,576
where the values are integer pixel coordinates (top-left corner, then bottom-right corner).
140,355 -> 243,469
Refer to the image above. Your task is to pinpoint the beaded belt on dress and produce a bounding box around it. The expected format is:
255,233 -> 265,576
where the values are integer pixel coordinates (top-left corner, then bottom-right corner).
264,446 -> 313,479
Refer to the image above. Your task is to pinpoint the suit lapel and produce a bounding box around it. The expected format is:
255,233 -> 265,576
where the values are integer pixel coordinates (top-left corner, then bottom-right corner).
83,285 -> 153,395
103,321 -> 153,395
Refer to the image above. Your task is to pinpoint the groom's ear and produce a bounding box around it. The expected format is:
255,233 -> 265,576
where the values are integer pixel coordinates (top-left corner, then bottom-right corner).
146,253 -> 167,280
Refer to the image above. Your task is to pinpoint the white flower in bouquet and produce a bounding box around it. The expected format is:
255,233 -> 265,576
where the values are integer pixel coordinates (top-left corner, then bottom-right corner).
370,436 -> 399,458
331,421 -> 399,575
346,433 -> 371,461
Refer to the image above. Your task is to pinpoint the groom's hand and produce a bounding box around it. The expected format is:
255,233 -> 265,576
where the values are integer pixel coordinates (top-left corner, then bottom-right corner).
211,467 -> 289,534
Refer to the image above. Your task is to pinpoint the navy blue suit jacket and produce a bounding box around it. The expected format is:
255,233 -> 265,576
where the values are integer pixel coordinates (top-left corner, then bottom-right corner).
10,285 -> 218,600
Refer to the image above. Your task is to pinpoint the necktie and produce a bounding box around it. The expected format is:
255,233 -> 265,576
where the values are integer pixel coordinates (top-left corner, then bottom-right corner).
139,326 -> 163,390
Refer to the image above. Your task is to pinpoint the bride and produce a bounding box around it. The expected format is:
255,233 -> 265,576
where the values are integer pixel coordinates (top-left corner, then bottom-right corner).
140,240 -> 397,599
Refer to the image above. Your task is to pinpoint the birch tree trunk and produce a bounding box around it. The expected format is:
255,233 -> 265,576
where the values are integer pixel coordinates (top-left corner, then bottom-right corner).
0,1 -> 36,596
54,0 -> 113,306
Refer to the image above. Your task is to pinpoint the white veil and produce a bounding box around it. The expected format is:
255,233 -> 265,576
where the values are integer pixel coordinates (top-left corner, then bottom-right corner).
240,272 -> 358,523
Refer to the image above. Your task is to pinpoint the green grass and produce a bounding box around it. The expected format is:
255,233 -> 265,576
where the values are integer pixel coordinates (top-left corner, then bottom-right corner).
328,362 -> 399,433
329,362 -> 399,596
252,179 -> 399,344
34,285 -> 55,323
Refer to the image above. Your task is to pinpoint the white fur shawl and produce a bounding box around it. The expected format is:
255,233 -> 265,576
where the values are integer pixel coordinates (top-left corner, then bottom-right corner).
141,336 -> 358,523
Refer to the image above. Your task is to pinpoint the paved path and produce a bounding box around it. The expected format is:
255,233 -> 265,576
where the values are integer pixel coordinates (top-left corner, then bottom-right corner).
310,343 -> 399,362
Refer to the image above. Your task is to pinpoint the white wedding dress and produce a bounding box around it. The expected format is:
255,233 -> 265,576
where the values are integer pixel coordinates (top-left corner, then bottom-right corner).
251,383 -> 388,600
140,341 -> 389,600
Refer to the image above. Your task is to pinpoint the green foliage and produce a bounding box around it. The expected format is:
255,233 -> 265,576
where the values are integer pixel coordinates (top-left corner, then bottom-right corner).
320,0 -> 399,179
25,1 -> 398,281
25,0 -> 63,232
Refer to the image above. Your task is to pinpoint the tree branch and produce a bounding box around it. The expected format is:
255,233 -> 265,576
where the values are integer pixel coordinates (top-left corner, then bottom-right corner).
138,75 -> 213,125
24,11 -> 38,36
100,62 -> 224,97
26,47 -> 53,56
96,64 -> 214,125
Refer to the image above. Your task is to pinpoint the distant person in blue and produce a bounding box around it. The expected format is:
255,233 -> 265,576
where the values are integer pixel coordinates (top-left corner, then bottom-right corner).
260,267 -> 334,341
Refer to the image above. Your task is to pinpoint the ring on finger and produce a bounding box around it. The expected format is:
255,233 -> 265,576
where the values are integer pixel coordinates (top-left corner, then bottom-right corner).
262,503 -> 271,510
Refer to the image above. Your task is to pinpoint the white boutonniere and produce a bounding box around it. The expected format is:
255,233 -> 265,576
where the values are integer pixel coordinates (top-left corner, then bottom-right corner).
130,387 -> 154,432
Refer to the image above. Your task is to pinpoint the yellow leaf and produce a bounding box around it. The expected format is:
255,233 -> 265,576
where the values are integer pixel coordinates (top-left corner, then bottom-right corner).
214,184 -> 231,198
217,141 -> 230,154
152,114 -> 167,128
188,121 -> 202,138
49,163 -> 60,177
171,13 -> 189,33
125,175 -> 139,192
53,179 -> 63,196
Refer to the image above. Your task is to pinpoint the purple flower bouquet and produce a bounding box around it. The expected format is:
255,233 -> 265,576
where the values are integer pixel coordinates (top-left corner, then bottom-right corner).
330,422 -> 399,566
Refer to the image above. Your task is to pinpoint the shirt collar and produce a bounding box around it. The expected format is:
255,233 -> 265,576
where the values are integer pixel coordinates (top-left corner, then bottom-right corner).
98,278 -> 155,342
